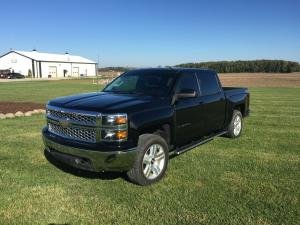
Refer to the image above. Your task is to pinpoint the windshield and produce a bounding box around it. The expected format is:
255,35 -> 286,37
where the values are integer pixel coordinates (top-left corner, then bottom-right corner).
103,70 -> 176,97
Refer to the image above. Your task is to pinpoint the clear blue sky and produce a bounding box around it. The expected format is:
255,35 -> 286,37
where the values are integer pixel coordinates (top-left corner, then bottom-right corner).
0,0 -> 299,67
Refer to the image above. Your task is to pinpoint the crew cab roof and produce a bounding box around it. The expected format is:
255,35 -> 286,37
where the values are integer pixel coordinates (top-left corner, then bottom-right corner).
131,67 -> 215,74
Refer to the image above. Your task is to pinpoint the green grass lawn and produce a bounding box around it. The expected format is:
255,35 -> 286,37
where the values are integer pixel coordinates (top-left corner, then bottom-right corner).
0,80 -> 299,224
0,79 -> 103,103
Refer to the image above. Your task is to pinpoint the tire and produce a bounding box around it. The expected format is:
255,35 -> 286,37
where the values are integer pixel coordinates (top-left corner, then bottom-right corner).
226,110 -> 243,138
127,134 -> 169,186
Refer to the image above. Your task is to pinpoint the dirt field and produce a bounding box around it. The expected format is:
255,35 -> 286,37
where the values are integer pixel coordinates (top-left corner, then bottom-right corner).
0,102 -> 44,114
219,72 -> 300,87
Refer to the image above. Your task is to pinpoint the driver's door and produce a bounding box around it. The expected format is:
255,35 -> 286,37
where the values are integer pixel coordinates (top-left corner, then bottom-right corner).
175,72 -> 201,146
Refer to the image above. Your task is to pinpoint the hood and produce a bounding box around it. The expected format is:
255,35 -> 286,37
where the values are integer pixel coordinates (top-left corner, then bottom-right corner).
47,92 -> 170,114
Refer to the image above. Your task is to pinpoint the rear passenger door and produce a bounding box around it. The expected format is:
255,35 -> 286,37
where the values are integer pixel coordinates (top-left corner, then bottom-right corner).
196,71 -> 226,134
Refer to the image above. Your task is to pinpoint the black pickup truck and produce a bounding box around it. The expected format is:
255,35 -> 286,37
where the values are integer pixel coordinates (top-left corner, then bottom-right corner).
43,68 -> 250,185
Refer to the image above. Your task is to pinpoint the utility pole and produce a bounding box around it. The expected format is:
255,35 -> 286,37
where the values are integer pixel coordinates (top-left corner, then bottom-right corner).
97,55 -> 100,74
97,54 -> 100,92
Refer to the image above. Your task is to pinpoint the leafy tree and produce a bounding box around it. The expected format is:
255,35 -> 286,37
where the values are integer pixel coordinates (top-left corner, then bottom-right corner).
176,60 -> 300,73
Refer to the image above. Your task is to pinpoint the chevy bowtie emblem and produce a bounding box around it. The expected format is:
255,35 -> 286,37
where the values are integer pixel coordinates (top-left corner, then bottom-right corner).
59,118 -> 70,128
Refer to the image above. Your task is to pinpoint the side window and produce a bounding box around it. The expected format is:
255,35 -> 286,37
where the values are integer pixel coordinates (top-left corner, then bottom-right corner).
197,71 -> 220,96
177,73 -> 199,93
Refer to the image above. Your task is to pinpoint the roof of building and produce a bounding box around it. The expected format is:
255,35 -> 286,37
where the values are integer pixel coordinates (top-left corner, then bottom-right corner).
3,50 -> 96,64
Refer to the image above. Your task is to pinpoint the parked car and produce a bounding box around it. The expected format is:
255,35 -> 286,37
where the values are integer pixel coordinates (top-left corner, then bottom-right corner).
42,68 -> 250,185
0,70 -> 10,79
6,72 -> 25,79
0,73 -> 7,79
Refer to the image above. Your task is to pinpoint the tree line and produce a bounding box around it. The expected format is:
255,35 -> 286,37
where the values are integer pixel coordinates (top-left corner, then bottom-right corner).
98,67 -> 132,72
176,60 -> 300,73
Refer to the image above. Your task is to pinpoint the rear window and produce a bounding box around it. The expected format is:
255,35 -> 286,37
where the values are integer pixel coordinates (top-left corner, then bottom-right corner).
196,71 -> 220,96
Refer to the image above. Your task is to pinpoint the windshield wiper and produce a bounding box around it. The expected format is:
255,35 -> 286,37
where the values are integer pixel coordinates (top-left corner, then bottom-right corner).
104,90 -> 146,95
127,91 -> 145,95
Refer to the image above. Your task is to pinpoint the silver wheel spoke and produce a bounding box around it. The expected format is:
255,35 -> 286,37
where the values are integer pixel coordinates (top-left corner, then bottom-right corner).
144,164 -> 152,177
143,154 -> 152,164
149,145 -> 156,157
154,150 -> 164,161
151,164 -> 160,176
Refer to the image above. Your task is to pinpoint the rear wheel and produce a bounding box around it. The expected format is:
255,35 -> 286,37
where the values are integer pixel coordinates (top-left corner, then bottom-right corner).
226,110 -> 243,138
127,134 -> 169,185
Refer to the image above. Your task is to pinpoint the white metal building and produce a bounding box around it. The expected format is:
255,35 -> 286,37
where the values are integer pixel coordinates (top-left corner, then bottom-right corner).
0,50 -> 97,78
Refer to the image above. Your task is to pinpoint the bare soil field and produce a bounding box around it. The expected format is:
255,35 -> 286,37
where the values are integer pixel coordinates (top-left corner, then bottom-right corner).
219,72 -> 300,87
0,102 -> 44,114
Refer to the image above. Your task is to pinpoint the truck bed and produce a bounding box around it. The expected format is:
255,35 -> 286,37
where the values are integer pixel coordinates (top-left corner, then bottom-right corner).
223,87 -> 248,97
222,86 -> 250,118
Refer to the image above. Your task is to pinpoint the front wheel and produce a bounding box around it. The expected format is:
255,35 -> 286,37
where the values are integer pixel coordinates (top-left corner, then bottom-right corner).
226,110 -> 243,138
127,134 -> 169,186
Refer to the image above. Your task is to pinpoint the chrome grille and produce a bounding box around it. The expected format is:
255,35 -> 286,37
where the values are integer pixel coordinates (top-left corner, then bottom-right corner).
48,123 -> 97,143
48,109 -> 97,126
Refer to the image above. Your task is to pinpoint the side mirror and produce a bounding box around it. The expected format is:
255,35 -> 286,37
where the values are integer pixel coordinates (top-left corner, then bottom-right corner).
171,89 -> 197,105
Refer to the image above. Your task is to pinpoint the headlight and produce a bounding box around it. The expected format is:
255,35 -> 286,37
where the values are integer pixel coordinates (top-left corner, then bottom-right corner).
102,114 -> 127,125
102,130 -> 128,141
102,113 -> 128,141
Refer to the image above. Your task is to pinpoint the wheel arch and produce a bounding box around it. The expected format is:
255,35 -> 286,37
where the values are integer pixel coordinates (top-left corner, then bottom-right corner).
234,103 -> 246,117
138,123 -> 172,147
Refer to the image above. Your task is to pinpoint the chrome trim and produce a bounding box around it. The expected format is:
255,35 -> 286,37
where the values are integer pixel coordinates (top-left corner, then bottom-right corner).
48,123 -> 97,143
47,105 -> 101,117
46,105 -> 99,127
95,114 -> 102,142
46,105 -> 128,143
47,118 -> 96,129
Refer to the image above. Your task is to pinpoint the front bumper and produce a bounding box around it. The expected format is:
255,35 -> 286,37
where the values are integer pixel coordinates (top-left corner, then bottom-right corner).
42,131 -> 137,172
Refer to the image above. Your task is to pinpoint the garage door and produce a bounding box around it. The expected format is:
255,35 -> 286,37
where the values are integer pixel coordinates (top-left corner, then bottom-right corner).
72,67 -> 79,77
49,66 -> 57,78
